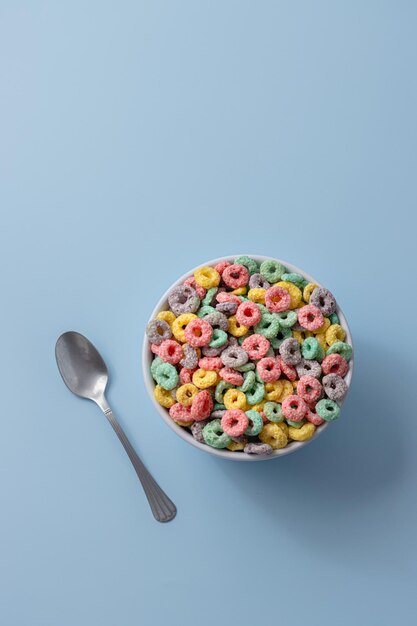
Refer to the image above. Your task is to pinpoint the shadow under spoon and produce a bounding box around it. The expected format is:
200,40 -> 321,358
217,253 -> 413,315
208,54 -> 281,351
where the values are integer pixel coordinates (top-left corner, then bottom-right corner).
55,331 -> 176,523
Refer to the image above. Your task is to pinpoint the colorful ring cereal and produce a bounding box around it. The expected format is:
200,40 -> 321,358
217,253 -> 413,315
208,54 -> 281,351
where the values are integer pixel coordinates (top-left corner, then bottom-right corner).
259,423 -> 288,449
221,409 -> 249,437
194,266 -> 221,289
154,384 -> 176,408
279,338 -> 302,365
192,368 -> 218,389
249,273 -> 271,290
146,319 -> 172,345
202,419 -> 231,448
325,324 -> 346,346
198,356 -> 223,371
296,375 -> 322,404
260,259 -> 285,283
168,285 -> 200,316
316,398 -> 341,421
176,383 -> 199,407
297,305 -> 324,331
172,313 -> 197,343
222,264 -> 250,289
236,301 -> 262,327
209,328 -> 228,348
244,410 -> 264,436
221,345 -> 248,368
223,388 -> 247,410
254,312 -> 280,339
326,341 -> 353,361
288,422 -> 316,441
322,374 -> 347,401
180,343 -> 199,369
219,367 -> 244,386
310,287 -> 336,315
301,337 -> 322,361
282,395 -> 308,422
275,281 -> 302,309
234,256 -> 259,276
154,362 -> 179,390
256,357 -> 281,382
190,390 -> 213,421
265,286 -> 292,313
158,339 -> 183,365
216,301 -> 238,316
184,276 -> 206,299
321,353 -> 349,377
244,442 -> 273,455
184,318 -> 213,348
263,401 -> 283,422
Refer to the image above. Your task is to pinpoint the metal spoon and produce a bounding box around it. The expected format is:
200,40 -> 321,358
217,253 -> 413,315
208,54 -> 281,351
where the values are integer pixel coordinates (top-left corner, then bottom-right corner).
55,331 -> 176,523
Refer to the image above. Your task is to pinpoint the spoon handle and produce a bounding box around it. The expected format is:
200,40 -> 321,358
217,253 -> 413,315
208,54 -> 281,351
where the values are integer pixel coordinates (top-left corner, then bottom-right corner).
103,406 -> 176,522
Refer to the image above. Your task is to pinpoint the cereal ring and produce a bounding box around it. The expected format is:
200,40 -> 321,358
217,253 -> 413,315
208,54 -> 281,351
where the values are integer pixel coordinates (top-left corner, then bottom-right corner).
192,368 -> 218,389
244,443 -> 273,455
216,291 -> 241,305
180,343 -> 199,369
154,384 -> 176,408
235,362 -> 255,372
301,337 -> 322,360
216,301 -> 238,316
316,398 -> 340,421
260,259 -> 285,283
263,402 -> 283,422
326,324 -> 346,346
184,318 -> 213,348
322,374 -> 348,401
234,255 -> 259,275
214,380 -> 233,403
247,288 -> 266,304
281,272 -> 307,289
274,281 -> 302,309
305,410 -> 325,426
222,264 -> 249,289
227,440 -> 247,451
254,313 -> 280,339
288,422 -> 316,441
279,380 -> 294,401
221,345 -> 249,368
172,313 -> 198,343
297,375 -> 323,404
214,260 -> 231,276
201,344 -> 224,357
274,310 -> 297,328
286,418 -> 307,429
277,357 -> 297,381
176,383 -> 199,407
223,388 -> 247,410
265,286 -> 292,313
310,287 -> 336,315
269,327 -> 292,349
256,357 -> 281,382
198,305 -> 216,318
150,343 -> 161,356
198,356 -> 223,371
202,311 -> 228,332
239,370 -> 256,392
326,341 -> 353,361
154,362 -> 179,390
249,273 -> 271,290
158,339 -> 183,364
219,367 -> 244,386
202,287 -> 219,307
169,402 -> 193,423
322,353 -> 349,377
241,334 -> 270,360
191,420 -> 208,443
209,329 -> 228,348
264,380 -> 284,402
297,305 -> 324,331
221,409 -> 249,437
183,276 -> 206,299
194,266 -> 221,289
314,317 -> 331,335
245,380 -> 265,405
168,285 -> 200,316
202,419 -> 231,448
146,319 -> 172,345
228,316 -> 250,337
303,282 -> 319,303
259,422 -> 288,449
296,359 -> 322,379
279,338 -> 302,365
236,301 -> 262,327
282,395 -> 308,422
156,310 -> 176,327
191,390 -> 214,421
329,312 -> 340,325
244,410 -> 264,436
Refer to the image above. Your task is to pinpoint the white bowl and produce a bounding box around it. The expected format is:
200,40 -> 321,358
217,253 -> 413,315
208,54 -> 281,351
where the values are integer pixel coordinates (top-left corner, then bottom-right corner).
142,255 -> 354,462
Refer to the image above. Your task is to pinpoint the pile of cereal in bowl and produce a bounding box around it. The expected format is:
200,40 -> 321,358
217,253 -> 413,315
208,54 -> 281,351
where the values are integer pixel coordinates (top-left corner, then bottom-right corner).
145,256 -> 353,457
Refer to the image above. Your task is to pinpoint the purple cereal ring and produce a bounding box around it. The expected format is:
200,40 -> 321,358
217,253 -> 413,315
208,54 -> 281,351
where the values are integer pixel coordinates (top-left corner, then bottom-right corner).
216,301 -> 238,316
244,442 -> 273,455
322,373 -> 348,401
180,343 -> 199,369
203,311 -> 229,331
296,359 -> 322,379
279,338 -> 302,365
210,409 -> 227,419
221,345 -> 249,368
310,287 -> 337,315
249,273 -> 271,290
146,319 -> 172,345
191,420 -> 208,443
168,285 -> 200,316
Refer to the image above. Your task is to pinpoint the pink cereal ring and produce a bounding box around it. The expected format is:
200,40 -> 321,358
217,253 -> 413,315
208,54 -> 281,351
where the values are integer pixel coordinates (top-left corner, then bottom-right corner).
236,301 -> 262,327
179,367 -> 197,384
158,339 -> 183,365
190,390 -> 213,421
216,291 -> 241,305
198,357 -> 223,371
305,409 -> 325,426
282,395 -> 308,422
297,305 -> 324,331
184,318 -> 213,348
265,286 -> 292,313
219,367 -> 244,386
278,357 -> 297,381
242,334 -> 270,360
169,402 -> 193,423
151,343 -> 161,356
215,261 -> 231,276
256,357 -> 281,382
297,375 -> 322,403
221,409 -> 249,437
184,276 -> 206,299
322,354 -> 349,377
222,264 -> 249,289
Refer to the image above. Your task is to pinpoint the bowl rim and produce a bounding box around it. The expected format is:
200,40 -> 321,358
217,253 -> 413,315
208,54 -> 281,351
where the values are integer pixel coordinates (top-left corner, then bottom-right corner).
142,254 -> 354,462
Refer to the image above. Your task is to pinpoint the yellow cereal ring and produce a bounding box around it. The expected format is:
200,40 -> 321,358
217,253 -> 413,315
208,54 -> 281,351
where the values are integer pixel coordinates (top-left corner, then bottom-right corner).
175,419 -> 194,427
172,313 -> 197,343
303,282 -> 319,303
251,402 -> 266,412
154,384 -> 175,408
156,310 -> 176,327
227,440 -> 246,451
277,421 -> 289,438
232,286 -> 247,296
288,422 -> 316,441
314,317 -> 331,335
176,383 -> 199,407
279,380 -> 294,401
223,388 -> 247,410
192,369 -> 218,389
292,330 -> 305,345
264,380 -> 284,402
315,332 -> 327,350
248,288 -> 266,304
275,281 -> 302,309
228,316 -> 249,337
194,266 -> 221,289
259,423 -> 288,449
326,324 -> 346,346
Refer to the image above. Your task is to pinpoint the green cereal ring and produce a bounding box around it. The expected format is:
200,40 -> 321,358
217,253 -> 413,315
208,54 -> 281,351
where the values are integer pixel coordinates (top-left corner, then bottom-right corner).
234,256 -> 259,275
281,273 -> 307,289
301,337 -> 321,360
202,419 -> 231,449
316,398 -> 341,421
246,380 -> 265,405
213,402 -> 226,411
326,341 -> 352,361
254,313 -> 280,339
245,410 -> 264,436
202,288 -> 218,307
215,380 -> 233,404
239,370 -> 256,393
275,310 -> 298,328
263,402 -> 283,422
235,362 -> 256,372
209,328 -> 228,348
198,305 -> 216,318
329,312 -> 340,325
270,327 -> 292,349
154,362 -> 179,390
257,303 -> 269,315
260,259 -> 286,283
150,356 -> 164,380
255,369 -> 263,383
286,418 -> 307,428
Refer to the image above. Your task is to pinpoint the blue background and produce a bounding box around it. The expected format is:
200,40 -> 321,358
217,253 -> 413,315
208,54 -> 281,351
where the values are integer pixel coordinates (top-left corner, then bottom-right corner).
1,2 -> 416,625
